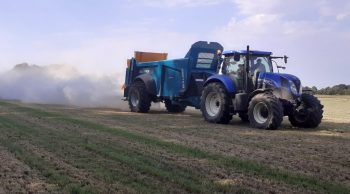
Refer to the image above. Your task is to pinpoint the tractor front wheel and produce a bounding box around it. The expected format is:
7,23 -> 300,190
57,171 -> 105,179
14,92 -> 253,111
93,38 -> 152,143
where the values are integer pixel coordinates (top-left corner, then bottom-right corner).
201,82 -> 232,124
128,81 -> 151,113
248,92 -> 283,130
288,94 -> 323,128
165,100 -> 186,113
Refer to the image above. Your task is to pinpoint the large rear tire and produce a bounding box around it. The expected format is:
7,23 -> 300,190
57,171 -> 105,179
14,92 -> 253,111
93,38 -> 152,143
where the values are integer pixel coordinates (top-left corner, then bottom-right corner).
248,92 -> 283,130
288,94 -> 323,128
128,81 -> 151,113
200,82 -> 232,124
164,100 -> 186,113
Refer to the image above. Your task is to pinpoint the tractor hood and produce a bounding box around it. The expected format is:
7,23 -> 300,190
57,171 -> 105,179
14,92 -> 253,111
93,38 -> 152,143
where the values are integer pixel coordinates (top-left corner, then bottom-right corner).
258,72 -> 302,97
279,73 -> 300,84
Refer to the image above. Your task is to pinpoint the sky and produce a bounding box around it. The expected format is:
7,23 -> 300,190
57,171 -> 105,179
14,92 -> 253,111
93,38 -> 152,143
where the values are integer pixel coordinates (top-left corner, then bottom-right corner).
0,0 -> 349,88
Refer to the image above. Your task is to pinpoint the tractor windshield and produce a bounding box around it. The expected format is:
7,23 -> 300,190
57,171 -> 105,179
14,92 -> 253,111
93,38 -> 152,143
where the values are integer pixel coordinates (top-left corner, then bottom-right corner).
222,54 -> 274,91
249,56 -> 273,75
222,55 -> 273,75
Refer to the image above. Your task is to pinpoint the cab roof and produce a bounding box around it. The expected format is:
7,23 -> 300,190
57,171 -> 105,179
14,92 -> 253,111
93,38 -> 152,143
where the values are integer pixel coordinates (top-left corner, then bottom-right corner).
223,50 -> 272,56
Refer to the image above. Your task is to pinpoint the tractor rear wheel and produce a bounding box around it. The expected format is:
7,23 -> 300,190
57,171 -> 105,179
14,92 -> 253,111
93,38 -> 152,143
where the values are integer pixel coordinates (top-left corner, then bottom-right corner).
288,94 -> 323,128
128,81 -> 151,113
248,92 -> 283,130
165,100 -> 186,113
201,82 -> 232,124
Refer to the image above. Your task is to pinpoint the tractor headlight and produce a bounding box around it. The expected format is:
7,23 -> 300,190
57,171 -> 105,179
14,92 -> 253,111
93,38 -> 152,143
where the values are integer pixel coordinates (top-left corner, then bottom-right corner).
289,80 -> 298,94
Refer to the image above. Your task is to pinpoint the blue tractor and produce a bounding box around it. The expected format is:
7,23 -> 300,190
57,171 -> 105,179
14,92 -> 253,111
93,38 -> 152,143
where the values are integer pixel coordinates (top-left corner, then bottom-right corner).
123,41 -> 223,113
200,46 -> 324,129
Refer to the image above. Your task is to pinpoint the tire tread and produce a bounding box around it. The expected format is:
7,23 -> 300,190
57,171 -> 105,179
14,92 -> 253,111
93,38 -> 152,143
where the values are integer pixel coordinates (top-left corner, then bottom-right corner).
128,81 -> 151,113
248,92 -> 283,130
200,82 -> 232,124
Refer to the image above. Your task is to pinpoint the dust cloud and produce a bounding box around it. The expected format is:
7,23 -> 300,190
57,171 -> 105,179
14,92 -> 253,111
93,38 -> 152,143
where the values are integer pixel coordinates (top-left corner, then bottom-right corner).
0,63 -> 128,109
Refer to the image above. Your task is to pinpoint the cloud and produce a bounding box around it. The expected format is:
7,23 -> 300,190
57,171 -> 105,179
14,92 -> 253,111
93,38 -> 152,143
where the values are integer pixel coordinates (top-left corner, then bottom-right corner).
133,0 -> 226,7
234,0 -> 350,21
233,0 -> 281,16
318,0 -> 350,20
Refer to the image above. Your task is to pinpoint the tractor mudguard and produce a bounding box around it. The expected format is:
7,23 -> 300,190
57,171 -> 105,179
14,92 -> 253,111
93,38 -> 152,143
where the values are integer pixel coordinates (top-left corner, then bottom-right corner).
204,74 -> 236,94
248,89 -> 273,100
134,74 -> 157,96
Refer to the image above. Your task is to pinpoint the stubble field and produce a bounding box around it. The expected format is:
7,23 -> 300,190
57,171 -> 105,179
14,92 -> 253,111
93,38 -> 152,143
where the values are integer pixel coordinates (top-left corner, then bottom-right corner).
0,95 -> 349,194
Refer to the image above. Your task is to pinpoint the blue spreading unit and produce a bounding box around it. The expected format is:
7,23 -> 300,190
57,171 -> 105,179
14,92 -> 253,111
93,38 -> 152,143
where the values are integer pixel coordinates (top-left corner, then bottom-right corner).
124,41 -> 223,108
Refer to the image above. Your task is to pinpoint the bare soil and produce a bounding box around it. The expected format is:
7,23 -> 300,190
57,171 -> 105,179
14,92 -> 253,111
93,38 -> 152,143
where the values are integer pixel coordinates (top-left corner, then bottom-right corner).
0,145 -> 57,194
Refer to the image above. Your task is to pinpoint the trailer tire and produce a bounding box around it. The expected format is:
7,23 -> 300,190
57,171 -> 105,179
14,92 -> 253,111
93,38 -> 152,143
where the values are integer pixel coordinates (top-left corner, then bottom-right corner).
288,94 -> 323,128
165,100 -> 186,113
128,81 -> 151,113
248,92 -> 283,130
201,82 -> 232,124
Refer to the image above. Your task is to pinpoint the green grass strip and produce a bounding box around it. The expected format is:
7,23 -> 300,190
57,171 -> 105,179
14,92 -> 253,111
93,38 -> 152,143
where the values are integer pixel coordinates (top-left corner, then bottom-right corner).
1,101 -> 349,194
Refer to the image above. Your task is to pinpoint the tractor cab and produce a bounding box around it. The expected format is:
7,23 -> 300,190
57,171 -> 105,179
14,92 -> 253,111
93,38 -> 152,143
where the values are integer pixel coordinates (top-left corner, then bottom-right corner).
221,50 -> 274,92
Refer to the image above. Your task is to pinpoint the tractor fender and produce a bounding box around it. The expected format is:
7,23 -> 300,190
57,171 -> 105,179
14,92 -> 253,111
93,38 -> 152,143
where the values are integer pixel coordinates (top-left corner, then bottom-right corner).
204,75 -> 236,94
248,89 -> 273,100
134,74 -> 157,96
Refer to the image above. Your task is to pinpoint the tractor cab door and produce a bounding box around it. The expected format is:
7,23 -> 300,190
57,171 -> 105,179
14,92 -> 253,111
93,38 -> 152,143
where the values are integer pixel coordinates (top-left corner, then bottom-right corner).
223,55 -> 246,92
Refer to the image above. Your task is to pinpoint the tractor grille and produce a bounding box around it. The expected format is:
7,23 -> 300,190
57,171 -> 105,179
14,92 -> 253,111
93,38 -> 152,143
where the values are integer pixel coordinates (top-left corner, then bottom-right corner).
281,77 -> 289,88
281,77 -> 301,93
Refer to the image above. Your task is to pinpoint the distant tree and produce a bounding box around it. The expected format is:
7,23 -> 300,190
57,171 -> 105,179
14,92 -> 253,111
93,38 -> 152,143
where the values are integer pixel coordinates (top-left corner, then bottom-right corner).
312,84 -> 350,95
302,86 -> 312,91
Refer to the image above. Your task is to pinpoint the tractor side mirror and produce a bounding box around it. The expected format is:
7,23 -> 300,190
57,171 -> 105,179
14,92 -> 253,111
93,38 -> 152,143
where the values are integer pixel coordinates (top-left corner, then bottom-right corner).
284,55 -> 288,64
234,54 -> 240,62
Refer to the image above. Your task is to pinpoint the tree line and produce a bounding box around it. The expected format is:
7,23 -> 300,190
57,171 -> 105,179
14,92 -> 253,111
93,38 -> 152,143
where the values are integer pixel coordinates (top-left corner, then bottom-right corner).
303,84 -> 350,95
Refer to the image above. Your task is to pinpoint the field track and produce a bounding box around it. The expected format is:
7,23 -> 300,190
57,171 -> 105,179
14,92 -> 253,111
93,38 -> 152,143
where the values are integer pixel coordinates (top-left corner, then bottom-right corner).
0,96 -> 349,194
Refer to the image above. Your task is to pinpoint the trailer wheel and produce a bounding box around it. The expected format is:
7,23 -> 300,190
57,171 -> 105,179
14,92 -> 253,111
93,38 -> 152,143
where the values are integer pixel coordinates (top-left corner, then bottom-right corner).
201,82 -> 232,124
248,92 -> 283,130
288,94 -> 323,128
128,81 -> 151,113
164,100 -> 186,113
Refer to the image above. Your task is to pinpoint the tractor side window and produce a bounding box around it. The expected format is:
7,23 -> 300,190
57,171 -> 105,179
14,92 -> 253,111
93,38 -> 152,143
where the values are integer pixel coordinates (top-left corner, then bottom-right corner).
226,58 -> 239,73
224,56 -> 245,75
224,56 -> 245,91
196,53 -> 215,69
